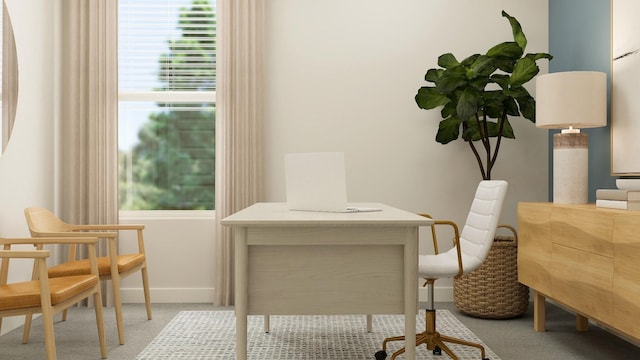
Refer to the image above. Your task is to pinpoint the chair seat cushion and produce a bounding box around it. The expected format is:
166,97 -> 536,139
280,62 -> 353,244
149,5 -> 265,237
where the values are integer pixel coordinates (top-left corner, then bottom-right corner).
48,254 -> 145,278
0,275 -> 98,311
418,248 -> 484,279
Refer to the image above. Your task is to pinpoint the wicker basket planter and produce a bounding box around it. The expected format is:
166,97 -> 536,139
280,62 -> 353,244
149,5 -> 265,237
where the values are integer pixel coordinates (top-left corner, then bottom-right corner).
453,224 -> 529,319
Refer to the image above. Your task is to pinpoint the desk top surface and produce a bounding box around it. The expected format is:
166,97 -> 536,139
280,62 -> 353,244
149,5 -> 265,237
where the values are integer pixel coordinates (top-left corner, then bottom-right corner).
221,202 -> 433,227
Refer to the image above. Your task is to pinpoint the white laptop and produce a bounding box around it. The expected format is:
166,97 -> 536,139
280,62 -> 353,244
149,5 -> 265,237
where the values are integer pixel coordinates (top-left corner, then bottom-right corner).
284,152 -> 380,213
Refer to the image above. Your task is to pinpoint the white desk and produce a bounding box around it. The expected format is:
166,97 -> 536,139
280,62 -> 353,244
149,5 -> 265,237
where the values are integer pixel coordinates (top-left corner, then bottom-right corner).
221,202 -> 433,360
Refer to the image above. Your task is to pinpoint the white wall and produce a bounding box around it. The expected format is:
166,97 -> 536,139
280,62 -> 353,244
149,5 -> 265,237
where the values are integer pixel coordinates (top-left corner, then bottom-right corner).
0,2 -> 549,331
0,0 -> 56,335
264,0 -> 549,299
119,211 -> 215,303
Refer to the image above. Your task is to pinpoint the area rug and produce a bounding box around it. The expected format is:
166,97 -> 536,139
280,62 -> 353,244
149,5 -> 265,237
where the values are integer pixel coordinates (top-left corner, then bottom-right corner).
136,310 -> 500,359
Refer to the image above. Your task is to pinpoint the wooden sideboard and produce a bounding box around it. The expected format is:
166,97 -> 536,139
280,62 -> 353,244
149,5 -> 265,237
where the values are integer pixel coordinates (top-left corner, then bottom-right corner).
518,202 -> 640,342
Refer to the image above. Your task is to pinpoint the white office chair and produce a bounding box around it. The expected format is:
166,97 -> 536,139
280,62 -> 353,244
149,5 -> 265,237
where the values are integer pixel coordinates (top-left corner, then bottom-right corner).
375,180 -> 508,360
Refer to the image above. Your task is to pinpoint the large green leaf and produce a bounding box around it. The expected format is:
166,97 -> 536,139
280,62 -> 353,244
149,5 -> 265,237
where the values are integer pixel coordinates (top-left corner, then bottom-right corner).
509,57 -> 539,87
500,118 -> 516,139
492,57 -> 517,73
486,42 -> 523,59
504,85 -> 530,98
415,87 -> 450,110
527,52 -> 554,62
502,11 -> 527,50
516,94 -> 536,121
462,119 -> 496,141
503,97 -> 520,116
425,68 -> 443,83
460,53 -> 481,67
436,117 -> 462,144
469,76 -> 491,92
456,87 -> 480,120
436,69 -> 467,93
468,55 -> 496,78
490,74 -> 510,90
438,53 -> 460,69
483,95 -> 507,119
441,102 -> 457,118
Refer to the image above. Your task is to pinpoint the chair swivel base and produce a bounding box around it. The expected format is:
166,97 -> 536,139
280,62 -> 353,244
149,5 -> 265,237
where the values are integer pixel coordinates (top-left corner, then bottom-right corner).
374,310 -> 489,360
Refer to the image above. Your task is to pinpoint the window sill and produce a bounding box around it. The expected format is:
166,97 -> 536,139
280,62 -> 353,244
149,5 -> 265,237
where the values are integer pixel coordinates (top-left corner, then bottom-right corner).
119,210 -> 215,220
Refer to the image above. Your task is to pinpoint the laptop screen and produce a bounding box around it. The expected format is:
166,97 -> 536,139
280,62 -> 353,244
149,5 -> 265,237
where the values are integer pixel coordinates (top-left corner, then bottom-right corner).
284,152 -> 349,212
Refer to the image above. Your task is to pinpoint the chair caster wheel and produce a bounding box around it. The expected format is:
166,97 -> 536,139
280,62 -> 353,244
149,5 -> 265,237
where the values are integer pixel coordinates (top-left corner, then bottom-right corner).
374,350 -> 388,360
433,346 -> 442,355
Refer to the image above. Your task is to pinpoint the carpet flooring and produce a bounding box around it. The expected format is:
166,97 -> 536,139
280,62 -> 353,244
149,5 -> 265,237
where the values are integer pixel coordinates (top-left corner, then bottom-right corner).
135,310 -> 499,359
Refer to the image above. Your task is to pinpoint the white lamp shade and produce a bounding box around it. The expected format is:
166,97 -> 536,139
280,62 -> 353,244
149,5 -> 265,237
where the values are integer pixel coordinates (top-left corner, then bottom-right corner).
535,71 -> 607,129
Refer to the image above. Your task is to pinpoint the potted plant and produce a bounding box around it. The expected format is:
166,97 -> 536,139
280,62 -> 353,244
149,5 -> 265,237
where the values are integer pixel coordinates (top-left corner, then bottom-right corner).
415,10 -> 552,180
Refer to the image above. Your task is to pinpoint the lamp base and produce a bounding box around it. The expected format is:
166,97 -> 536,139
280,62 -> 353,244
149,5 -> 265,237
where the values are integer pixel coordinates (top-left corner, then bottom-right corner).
553,133 -> 588,204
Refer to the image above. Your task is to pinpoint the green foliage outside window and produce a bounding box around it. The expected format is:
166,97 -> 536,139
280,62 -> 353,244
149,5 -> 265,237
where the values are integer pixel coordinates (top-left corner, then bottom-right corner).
119,0 -> 216,210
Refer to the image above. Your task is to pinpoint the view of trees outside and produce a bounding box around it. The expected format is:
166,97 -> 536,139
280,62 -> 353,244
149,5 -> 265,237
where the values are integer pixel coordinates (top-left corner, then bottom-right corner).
119,0 -> 216,210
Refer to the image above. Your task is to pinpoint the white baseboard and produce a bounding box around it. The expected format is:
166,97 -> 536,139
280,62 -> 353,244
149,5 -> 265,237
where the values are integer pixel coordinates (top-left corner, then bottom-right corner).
120,288 -> 214,304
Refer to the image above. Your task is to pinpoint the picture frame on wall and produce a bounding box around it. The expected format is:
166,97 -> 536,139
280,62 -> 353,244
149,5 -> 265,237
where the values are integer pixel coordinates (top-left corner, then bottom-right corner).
612,0 -> 640,175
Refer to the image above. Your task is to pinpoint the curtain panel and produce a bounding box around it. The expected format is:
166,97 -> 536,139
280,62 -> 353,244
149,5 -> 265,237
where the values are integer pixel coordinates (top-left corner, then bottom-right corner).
214,0 -> 265,306
59,0 -> 119,304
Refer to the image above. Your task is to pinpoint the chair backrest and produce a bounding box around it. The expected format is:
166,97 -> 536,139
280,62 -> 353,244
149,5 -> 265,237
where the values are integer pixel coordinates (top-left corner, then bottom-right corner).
24,207 -> 74,236
459,180 -> 508,274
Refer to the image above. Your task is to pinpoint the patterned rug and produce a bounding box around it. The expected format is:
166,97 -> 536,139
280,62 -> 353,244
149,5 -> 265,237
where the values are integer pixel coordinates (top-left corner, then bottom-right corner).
136,310 -> 500,359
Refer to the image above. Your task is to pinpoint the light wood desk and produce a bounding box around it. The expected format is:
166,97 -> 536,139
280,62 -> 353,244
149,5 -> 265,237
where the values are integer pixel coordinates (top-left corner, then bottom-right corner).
222,202 -> 433,360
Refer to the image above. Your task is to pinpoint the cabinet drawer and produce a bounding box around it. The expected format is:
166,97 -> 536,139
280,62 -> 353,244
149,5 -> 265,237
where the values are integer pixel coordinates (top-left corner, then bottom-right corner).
551,207 -> 614,257
612,215 -> 640,339
551,243 -> 613,322
517,202 -> 552,294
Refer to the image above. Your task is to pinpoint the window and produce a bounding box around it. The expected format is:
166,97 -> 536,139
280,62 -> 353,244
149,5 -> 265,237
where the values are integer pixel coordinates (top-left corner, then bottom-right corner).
118,0 -> 216,210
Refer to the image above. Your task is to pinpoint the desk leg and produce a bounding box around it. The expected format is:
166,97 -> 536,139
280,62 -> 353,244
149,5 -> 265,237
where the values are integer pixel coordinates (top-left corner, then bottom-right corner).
264,315 -> 270,333
235,228 -> 248,360
533,291 -> 546,332
404,227 -> 418,360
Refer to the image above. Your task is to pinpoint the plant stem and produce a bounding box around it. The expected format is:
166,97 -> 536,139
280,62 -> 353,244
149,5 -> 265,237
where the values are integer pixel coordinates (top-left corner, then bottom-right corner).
488,112 -> 508,177
468,139 -> 488,180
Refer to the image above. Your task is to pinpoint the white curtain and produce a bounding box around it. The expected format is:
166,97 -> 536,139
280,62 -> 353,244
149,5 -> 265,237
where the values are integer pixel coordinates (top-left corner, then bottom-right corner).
59,0 -> 119,304
214,0 -> 265,306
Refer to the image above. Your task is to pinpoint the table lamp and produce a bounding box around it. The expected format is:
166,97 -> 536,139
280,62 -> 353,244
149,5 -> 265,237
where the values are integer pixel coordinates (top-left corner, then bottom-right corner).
535,71 -> 607,204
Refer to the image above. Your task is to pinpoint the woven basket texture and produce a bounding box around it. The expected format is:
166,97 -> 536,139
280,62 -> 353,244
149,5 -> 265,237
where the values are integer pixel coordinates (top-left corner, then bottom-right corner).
453,225 -> 529,319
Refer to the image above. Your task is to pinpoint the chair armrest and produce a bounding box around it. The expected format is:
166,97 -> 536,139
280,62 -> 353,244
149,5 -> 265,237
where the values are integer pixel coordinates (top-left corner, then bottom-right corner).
0,237 -> 102,245
72,224 -> 148,254
418,214 -> 464,278
71,224 -> 145,231
32,231 -> 118,238
0,250 -> 51,259
0,237 -> 101,281
0,249 -> 52,287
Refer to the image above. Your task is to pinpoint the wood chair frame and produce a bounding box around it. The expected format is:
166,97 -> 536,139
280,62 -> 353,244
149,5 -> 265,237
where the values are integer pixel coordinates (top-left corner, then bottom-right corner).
0,237 -> 107,360
24,207 -> 151,345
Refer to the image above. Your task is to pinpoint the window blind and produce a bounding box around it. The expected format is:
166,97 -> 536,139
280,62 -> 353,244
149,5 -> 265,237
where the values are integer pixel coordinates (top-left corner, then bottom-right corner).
118,0 -> 216,94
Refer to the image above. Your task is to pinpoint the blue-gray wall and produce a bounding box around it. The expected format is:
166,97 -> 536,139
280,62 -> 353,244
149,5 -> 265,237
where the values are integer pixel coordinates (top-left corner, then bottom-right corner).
549,0 -> 616,201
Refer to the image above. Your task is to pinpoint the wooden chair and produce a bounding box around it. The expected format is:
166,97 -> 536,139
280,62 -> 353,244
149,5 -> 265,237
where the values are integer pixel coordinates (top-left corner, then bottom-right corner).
375,180 -> 508,360
0,236 -> 107,360
23,206 -> 151,345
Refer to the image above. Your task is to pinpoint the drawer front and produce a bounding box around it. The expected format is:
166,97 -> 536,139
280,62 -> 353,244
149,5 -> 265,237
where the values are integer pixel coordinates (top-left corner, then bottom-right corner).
612,215 -> 640,340
517,202 -> 552,294
551,243 -> 613,323
551,206 -> 614,257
